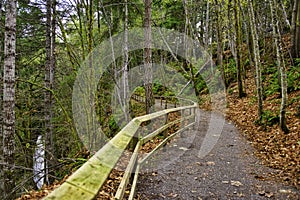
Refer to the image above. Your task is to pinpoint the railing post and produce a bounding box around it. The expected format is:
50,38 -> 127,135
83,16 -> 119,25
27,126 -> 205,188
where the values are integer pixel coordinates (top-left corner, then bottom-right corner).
193,106 -> 197,125
130,130 -> 139,151
163,112 -> 169,139
165,98 -> 168,109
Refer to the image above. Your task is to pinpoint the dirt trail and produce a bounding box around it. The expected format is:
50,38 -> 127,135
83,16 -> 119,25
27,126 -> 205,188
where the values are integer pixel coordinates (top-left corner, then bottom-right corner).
136,110 -> 299,199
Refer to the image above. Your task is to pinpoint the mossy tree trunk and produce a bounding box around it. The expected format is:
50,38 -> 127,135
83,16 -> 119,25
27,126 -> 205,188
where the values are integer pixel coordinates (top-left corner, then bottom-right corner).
123,0 -> 130,122
45,0 -> 57,185
2,0 -> 17,198
291,0 -> 299,58
144,0 -> 154,114
248,0 -> 263,122
234,0 -> 245,98
214,0 -> 227,88
269,0 -> 289,133
0,0 -> 3,195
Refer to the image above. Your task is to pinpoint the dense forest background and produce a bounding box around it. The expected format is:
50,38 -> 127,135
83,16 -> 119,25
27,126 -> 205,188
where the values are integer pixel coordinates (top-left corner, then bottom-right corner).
0,0 -> 299,199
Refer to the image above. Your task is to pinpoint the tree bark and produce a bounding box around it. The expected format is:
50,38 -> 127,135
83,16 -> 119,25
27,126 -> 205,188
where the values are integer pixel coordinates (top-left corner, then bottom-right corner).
87,0 -> 93,54
269,0 -> 289,133
291,0 -> 299,58
45,0 -> 57,184
214,0 -> 226,88
296,0 -> 300,58
0,0 -> 3,195
2,0 -> 17,198
234,0 -> 245,97
144,0 -> 154,114
204,1 -> 210,49
279,0 -> 291,28
123,0 -> 130,122
45,0 -> 51,182
248,0 -> 263,122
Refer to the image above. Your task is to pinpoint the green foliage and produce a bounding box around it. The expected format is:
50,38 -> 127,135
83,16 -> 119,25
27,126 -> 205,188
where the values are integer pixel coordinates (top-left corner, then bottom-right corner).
129,100 -> 146,118
265,61 -> 300,96
287,65 -> 300,92
133,86 -> 145,96
107,117 -> 120,138
265,71 -> 280,96
153,81 -> 176,96
261,110 -> 279,126
225,58 -> 237,85
153,0 -> 185,30
56,158 -> 88,179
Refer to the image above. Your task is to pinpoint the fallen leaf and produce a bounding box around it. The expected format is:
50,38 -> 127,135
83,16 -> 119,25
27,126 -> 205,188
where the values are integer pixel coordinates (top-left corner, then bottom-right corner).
179,147 -> 188,151
206,161 -> 215,166
167,193 -> 178,197
231,180 -> 243,187
265,192 -> 274,198
279,189 -> 292,193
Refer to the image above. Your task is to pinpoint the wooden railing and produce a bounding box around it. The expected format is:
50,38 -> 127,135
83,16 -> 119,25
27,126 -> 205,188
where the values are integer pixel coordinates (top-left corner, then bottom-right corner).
131,94 -> 192,109
43,97 -> 197,200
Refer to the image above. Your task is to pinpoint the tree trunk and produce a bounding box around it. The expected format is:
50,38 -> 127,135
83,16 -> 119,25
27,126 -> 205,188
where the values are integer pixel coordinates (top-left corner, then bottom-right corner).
144,0 -> 154,114
234,0 -> 245,97
291,0 -> 299,58
123,0 -> 130,122
87,0 -> 93,54
240,2 -> 254,74
44,0 -> 57,185
269,0 -> 289,133
96,0 -> 101,35
204,1 -> 210,49
279,0 -> 291,28
296,0 -> 300,58
44,0 -> 53,184
76,1 -> 85,61
2,0 -> 17,198
215,0 -> 226,88
0,0 -> 3,195
248,0 -> 263,122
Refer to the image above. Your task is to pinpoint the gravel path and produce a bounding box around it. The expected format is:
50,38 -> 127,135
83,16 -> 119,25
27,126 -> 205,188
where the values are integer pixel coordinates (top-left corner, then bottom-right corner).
136,110 -> 299,199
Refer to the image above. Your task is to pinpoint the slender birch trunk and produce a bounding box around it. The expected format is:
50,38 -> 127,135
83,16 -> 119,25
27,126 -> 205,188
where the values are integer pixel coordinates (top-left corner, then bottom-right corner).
248,0 -> 263,121
45,0 -> 54,185
291,0 -> 299,58
214,0 -> 226,88
204,1 -> 210,49
296,1 -> 300,58
269,0 -> 289,133
2,0 -> 17,198
234,0 -> 245,97
87,0 -> 93,54
240,2 -> 254,74
227,0 -> 237,60
279,1 -> 290,28
0,0 -> 3,194
144,0 -> 154,114
123,0 -> 130,122
96,0 -> 101,35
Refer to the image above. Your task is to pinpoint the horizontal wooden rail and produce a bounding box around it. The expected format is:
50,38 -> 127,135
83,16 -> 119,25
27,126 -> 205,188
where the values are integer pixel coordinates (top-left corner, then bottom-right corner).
131,94 -> 196,109
44,99 -> 197,200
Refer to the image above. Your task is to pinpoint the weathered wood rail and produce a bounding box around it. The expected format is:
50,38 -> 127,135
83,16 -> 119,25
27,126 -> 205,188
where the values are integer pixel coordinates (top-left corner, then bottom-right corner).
131,94 -> 187,109
43,97 -> 197,200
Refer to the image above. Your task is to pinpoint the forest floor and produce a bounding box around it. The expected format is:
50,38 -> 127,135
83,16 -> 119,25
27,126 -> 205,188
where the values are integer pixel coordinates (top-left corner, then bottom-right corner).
224,70 -> 299,189
17,71 -> 300,199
